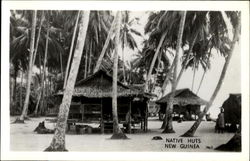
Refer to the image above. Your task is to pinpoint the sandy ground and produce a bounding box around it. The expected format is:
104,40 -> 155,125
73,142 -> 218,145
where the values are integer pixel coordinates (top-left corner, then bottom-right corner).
10,116 -> 234,152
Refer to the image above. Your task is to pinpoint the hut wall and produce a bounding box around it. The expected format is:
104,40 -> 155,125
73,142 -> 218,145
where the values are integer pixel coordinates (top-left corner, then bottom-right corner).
223,95 -> 241,124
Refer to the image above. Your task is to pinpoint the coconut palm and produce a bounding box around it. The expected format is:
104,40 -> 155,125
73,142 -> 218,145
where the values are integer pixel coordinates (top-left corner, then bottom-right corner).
110,11 -> 128,139
162,11 -> 187,133
63,11 -> 80,89
15,10 -> 37,123
93,11 -> 118,73
120,11 -> 142,84
181,12 -> 240,137
45,11 -> 90,151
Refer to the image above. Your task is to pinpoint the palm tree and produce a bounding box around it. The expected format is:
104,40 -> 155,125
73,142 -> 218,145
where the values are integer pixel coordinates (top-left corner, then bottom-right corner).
110,11 -> 128,139
45,11 -> 90,151
63,11 -> 80,89
120,11 -> 141,84
15,10 -> 37,123
162,11 -> 187,133
175,11 -> 209,88
181,12 -> 240,137
94,13 -> 116,73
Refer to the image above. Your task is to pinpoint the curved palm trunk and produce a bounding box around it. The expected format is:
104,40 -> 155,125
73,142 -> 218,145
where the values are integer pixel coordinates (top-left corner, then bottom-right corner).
32,11 -> 44,67
63,11 -> 80,89
45,11 -> 90,151
161,58 -> 175,96
94,13 -> 117,73
162,11 -> 186,133
196,69 -> 206,94
151,49 -> 163,93
176,31 -> 199,86
87,40 -> 92,76
16,10 -> 37,123
110,11 -> 127,139
196,48 -> 212,94
39,25 -> 50,116
145,31 -> 167,92
84,49 -> 88,78
181,16 -> 240,137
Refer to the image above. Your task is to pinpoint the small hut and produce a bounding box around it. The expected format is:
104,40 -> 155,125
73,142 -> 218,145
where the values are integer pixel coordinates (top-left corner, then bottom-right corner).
56,70 -> 153,133
222,94 -> 241,125
156,88 -> 208,121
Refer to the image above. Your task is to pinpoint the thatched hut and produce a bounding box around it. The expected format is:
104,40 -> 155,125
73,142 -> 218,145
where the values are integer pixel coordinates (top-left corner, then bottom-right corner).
56,70 -> 153,133
156,88 -> 208,121
222,94 -> 241,125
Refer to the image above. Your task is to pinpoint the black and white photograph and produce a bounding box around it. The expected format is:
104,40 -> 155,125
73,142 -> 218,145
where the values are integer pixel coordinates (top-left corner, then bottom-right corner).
1,1 -> 249,161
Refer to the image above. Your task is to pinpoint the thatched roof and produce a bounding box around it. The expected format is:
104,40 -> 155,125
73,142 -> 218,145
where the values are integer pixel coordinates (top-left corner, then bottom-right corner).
127,84 -> 157,98
57,70 -> 149,98
156,88 -> 208,106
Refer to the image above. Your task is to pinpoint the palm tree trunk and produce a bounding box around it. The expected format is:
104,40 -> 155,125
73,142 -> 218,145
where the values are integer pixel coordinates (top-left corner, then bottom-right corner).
84,49 -> 88,78
122,48 -> 126,84
110,11 -> 127,139
162,11 -> 186,133
191,64 -> 196,91
196,69 -> 206,94
45,11 -> 90,151
32,11 -> 44,67
16,10 -> 37,123
33,91 -> 41,116
145,31 -> 167,92
59,52 -> 64,81
94,12 -> 118,73
19,71 -> 23,111
63,11 -> 80,89
181,15 -> 240,137
176,31 -> 199,86
88,40 -> 92,76
196,48 -> 212,94
151,49 -> 163,92
161,62 -> 175,97
40,24 -> 50,116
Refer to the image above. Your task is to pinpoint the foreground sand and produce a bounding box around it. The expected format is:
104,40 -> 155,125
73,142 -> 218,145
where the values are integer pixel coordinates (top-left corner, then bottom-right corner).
10,116 -> 234,152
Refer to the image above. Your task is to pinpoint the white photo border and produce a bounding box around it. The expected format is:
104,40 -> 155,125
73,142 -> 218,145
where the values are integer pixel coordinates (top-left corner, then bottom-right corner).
1,1 -> 249,161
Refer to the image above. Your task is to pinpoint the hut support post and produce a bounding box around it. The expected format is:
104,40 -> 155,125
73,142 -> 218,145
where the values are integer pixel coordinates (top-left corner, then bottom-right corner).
101,101 -> 104,134
144,100 -> 148,132
128,98 -> 131,134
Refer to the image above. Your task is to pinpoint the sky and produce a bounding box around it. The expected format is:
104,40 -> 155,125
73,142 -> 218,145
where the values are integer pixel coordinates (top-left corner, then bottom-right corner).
121,11 -> 241,118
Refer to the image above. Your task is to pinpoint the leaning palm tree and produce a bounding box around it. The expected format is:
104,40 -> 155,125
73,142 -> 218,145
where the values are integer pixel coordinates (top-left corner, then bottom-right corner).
14,10 -> 37,123
181,12 -> 241,137
45,11 -> 90,151
94,12 -> 117,73
162,11 -> 187,133
63,11 -> 80,89
110,11 -> 128,139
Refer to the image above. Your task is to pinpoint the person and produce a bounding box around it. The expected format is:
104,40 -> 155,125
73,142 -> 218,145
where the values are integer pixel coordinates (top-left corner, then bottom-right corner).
218,108 -> 225,133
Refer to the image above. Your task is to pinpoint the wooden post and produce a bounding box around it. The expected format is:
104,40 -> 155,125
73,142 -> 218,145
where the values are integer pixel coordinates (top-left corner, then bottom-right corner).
101,100 -> 104,134
145,100 -> 148,132
128,98 -> 132,134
